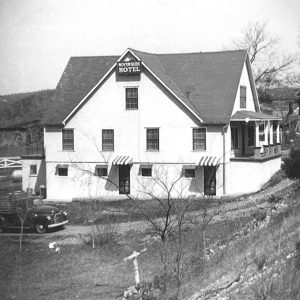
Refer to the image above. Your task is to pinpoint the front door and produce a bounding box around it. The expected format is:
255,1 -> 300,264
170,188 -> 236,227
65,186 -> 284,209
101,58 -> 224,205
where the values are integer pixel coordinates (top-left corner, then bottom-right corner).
119,165 -> 130,194
204,166 -> 216,196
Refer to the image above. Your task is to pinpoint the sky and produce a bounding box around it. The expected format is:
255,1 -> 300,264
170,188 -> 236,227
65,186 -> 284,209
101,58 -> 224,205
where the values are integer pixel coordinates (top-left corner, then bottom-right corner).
0,0 -> 299,95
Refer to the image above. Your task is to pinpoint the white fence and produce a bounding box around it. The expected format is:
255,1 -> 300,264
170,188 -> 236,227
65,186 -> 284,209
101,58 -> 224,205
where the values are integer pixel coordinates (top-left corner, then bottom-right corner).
0,157 -> 22,169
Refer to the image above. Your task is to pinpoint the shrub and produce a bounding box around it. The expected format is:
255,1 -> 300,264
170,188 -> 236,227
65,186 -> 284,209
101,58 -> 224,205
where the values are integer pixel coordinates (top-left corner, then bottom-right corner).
262,169 -> 287,189
282,147 -> 300,178
89,222 -> 118,247
253,253 -> 267,270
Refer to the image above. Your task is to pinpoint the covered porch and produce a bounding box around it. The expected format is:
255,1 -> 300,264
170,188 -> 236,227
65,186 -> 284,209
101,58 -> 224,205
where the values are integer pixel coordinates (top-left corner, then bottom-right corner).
230,111 -> 281,161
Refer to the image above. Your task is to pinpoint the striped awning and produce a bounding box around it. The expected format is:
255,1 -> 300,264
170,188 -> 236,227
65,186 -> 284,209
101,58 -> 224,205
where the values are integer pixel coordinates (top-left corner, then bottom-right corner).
112,155 -> 133,165
198,156 -> 219,166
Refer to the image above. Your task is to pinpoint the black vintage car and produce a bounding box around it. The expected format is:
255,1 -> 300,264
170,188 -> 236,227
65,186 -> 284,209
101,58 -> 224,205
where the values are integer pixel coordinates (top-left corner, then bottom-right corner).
0,200 -> 68,234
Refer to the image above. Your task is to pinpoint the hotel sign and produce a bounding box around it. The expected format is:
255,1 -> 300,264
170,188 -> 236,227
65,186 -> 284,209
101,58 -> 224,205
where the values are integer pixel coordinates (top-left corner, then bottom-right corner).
117,60 -> 141,75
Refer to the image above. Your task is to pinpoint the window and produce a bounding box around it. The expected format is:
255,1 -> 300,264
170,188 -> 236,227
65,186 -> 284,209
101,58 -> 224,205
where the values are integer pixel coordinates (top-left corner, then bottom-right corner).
146,128 -> 159,151
126,87 -> 138,110
102,129 -> 114,151
240,86 -> 246,108
95,166 -> 108,177
62,129 -> 74,151
231,127 -> 238,149
57,165 -> 68,176
248,126 -> 254,146
30,164 -> 37,175
259,123 -> 265,141
142,168 -> 152,177
184,169 -> 195,178
193,128 -> 206,151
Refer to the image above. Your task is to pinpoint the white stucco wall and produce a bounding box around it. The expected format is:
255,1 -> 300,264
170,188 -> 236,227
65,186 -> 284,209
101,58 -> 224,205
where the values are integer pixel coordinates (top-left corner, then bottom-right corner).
22,158 -> 46,194
228,157 -> 282,195
44,70 -> 226,200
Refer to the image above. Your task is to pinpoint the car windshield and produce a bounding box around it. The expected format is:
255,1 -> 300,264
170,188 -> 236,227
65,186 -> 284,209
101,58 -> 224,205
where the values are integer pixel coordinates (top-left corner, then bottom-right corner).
33,199 -> 43,206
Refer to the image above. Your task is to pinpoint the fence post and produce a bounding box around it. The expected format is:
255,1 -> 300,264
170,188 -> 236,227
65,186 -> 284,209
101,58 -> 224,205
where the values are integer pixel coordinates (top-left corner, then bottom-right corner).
123,248 -> 147,299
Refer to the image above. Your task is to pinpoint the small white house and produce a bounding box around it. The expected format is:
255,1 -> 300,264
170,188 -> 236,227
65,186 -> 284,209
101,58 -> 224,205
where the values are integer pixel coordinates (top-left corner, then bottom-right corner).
22,48 -> 281,200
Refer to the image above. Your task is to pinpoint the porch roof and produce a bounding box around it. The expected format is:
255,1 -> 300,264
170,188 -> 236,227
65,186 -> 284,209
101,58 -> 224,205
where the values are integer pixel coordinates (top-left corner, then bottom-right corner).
230,110 -> 281,122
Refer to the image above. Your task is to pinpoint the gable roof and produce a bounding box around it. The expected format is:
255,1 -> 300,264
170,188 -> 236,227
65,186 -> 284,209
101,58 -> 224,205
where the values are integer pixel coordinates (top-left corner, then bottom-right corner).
44,49 -> 251,125
43,56 -> 118,125
131,49 -> 248,124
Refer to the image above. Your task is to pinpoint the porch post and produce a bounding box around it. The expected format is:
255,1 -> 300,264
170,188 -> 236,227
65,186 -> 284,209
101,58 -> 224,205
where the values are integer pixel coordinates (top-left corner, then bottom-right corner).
265,121 -> 269,145
276,123 -> 280,143
255,122 -> 260,147
269,121 -> 273,145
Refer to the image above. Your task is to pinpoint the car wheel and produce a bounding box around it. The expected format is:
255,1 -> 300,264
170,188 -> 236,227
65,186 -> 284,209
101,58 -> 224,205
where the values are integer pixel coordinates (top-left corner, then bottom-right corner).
35,223 -> 47,234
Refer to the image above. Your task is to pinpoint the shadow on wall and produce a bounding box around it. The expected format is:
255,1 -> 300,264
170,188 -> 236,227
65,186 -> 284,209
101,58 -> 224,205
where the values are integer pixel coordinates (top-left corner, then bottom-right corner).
104,165 -> 119,192
34,160 -> 46,194
188,167 -> 203,193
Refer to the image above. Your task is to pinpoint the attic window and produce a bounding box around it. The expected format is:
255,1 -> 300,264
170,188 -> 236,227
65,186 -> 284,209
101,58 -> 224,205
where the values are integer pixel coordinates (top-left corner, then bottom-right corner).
126,88 -> 138,110
240,86 -> 246,108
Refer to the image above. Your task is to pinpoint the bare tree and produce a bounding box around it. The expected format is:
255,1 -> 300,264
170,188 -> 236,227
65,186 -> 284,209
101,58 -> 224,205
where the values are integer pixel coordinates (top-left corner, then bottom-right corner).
15,196 -> 29,252
231,21 -> 296,92
72,160 -> 224,294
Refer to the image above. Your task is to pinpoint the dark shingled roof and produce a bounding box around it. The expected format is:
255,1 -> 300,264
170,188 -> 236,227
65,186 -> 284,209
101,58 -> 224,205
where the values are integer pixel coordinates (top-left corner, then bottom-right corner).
44,49 -> 250,125
43,56 -> 118,124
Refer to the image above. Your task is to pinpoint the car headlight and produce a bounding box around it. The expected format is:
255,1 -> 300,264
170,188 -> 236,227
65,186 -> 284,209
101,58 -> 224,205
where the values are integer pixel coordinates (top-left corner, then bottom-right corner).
46,215 -> 51,221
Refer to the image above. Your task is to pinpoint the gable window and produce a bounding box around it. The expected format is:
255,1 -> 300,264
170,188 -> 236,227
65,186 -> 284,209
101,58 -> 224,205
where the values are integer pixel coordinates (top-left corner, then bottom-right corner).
259,123 -> 265,141
248,126 -> 254,146
62,129 -> 74,151
56,164 -> 68,176
102,129 -> 114,151
231,127 -> 238,149
146,128 -> 159,151
240,86 -> 246,108
30,164 -> 37,175
193,128 -> 206,151
95,165 -> 108,177
126,87 -> 138,110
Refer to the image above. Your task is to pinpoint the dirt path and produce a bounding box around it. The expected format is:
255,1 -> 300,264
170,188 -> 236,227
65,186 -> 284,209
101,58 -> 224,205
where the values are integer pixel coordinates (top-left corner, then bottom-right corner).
1,178 -> 295,244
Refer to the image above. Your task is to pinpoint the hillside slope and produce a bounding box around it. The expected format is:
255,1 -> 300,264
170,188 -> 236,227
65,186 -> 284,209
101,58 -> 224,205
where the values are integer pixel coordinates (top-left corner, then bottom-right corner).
0,89 -> 55,127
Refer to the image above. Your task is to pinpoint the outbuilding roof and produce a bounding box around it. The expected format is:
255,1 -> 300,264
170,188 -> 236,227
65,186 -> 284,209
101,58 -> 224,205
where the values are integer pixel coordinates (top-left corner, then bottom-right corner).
44,48 -> 252,125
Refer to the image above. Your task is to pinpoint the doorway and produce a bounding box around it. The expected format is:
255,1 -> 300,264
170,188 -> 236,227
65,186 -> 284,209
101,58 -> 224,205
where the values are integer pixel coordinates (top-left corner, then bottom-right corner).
204,166 -> 216,196
119,165 -> 130,194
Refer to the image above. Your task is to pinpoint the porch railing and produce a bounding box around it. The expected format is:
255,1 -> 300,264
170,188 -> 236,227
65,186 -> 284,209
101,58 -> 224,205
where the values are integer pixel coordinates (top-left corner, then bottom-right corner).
23,145 -> 45,156
253,143 -> 281,159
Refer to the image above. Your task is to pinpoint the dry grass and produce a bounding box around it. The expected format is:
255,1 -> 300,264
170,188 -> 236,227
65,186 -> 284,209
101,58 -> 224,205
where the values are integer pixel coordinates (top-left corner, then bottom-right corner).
1,179 -> 299,299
